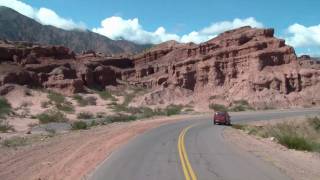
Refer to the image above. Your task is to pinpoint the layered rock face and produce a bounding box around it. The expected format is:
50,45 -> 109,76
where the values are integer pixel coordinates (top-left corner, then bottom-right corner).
0,40 -> 128,95
0,26 -> 319,109
123,26 -> 320,109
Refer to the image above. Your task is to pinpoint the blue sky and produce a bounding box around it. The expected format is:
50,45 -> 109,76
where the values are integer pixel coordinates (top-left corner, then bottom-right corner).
1,0 -> 320,56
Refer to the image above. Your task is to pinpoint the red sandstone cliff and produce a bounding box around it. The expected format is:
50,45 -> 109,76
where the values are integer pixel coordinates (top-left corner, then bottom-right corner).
0,26 -> 319,109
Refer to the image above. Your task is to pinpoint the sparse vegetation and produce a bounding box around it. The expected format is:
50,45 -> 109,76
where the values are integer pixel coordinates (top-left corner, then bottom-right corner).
73,95 -> 97,106
164,104 -> 183,116
48,92 -> 65,104
104,114 -> 137,123
37,109 -> 68,124
233,117 -> 320,152
86,96 -> 97,105
77,112 -> 94,119
56,103 -> 74,113
2,136 -> 27,147
209,103 -> 228,111
48,92 -> 74,113
98,90 -> 117,101
71,121 -> 88,130
0,120 -> 14,132
308,116 -> 320,131
0,97 -> 11,118
209,100 -> 254,112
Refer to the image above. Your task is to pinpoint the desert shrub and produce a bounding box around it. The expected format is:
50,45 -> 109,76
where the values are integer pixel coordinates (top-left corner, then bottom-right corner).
164,105 -> 183,116
90,120 -> 99,127
232,124 -> 247,130
209,103 -> 228,111
56,103 -> 74,113
308,116 -> 320,131
73,94 -> 87,106
71,121 -> 88,130
0,121 -> 14,132
2,136 -> 27,147
276,134 -> 313,151
77,112 -> 94,119
73,95 -> 97,106
86,96 -> 97,105
235,120 -> 320,152
37,109 -> 67,124
48,92 -> 65,104
104,114 -> 137,123
0,97 -> 11,118
98,90 -> 117,101
48,92 -> 73,113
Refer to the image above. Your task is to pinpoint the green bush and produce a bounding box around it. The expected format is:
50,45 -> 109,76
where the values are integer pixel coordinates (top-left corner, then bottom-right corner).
56,103 -> 74,113
276,134 -> 313,151
71,121 -> 88,130
234,121 -> 320,152
2,136 -> 27,147
232,124 -> 246,130
209,103 -> 228,111
104,114 -> 137,123
164,105 -> 183,116
37,109 -> 68,124
0,97 -> 11,118
77,112 -> 94,119
73,94 -> 88,106
48,92 -> 74,113
48,92 -> 65,104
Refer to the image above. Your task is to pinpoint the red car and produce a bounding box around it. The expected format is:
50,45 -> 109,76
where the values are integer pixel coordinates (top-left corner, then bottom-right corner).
213,111 -> 231,125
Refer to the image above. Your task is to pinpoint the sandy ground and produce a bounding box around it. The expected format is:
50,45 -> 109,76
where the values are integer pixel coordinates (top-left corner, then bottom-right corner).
3,86 -> 118,135
0,114 -> 204,180
224,121 -> 320,180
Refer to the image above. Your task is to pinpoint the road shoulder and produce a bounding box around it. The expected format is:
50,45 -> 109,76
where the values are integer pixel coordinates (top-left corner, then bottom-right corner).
224,126 -> 320,180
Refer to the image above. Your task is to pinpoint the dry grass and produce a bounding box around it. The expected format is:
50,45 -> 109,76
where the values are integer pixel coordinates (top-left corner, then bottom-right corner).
232,116 -> 320,152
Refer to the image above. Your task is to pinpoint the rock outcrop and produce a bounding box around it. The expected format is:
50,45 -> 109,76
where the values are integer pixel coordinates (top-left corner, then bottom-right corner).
122,26 -> 320,109
0,26 -> 319,109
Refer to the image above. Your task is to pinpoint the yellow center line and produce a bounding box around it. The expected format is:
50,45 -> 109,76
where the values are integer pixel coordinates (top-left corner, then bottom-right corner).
178,124 -> 197,180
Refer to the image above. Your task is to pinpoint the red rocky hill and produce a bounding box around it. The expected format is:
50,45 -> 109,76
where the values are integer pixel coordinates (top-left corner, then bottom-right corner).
0,26 -> 319,109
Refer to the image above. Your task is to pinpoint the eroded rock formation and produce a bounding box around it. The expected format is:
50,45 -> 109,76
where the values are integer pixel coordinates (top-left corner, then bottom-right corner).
0,26 -> 319,109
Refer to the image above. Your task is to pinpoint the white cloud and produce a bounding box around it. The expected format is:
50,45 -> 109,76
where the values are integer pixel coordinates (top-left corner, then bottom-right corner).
92,17 -> 180,44
93,17 -> 263,44
286,23 -> 320,48
181,17 -> 263,43
0,0 -> 86,30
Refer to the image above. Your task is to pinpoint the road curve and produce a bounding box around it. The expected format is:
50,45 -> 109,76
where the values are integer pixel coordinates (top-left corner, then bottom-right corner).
89,109 -> 320,180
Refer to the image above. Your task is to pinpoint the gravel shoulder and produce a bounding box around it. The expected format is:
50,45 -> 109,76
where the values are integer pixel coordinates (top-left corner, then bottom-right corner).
224,119 -> 320,180
0,114 -> 205,180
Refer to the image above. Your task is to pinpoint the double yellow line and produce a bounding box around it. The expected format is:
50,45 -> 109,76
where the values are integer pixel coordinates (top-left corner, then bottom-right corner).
178,124 -> 197,180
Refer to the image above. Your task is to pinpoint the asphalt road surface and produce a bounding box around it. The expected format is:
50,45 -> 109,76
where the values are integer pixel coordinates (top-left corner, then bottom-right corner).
89,108 -> 320,180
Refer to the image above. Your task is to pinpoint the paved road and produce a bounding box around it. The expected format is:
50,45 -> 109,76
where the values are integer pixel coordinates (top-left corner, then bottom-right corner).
89,108 -> 320,180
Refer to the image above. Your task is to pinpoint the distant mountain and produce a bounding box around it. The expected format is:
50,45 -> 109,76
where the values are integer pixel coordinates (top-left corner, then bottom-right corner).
0,6 -> 149,55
